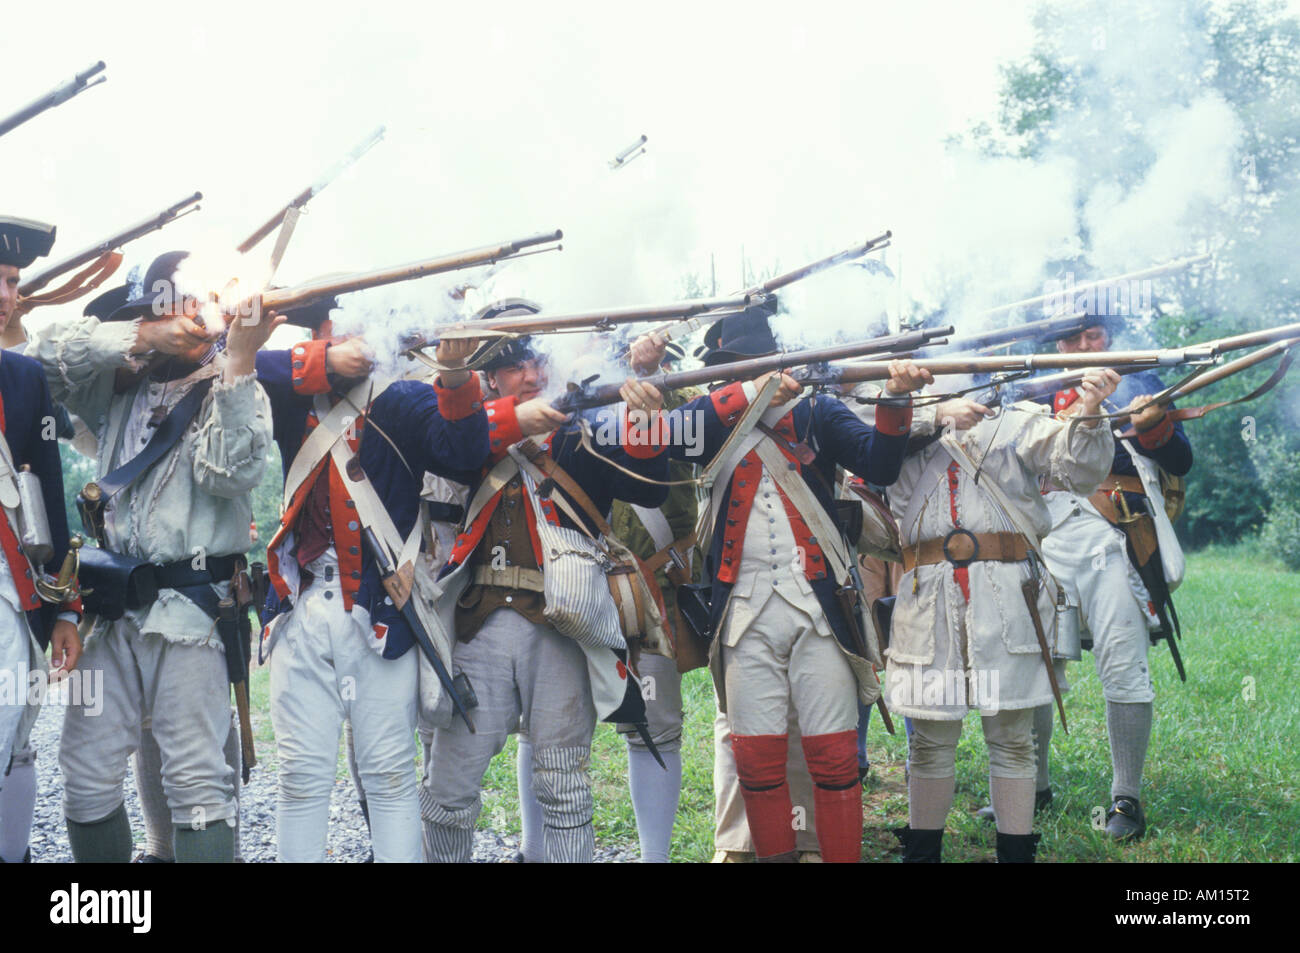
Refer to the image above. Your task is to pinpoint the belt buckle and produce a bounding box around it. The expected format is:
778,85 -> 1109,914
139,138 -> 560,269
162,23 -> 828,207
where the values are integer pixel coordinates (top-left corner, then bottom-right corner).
942,528 -> 979,568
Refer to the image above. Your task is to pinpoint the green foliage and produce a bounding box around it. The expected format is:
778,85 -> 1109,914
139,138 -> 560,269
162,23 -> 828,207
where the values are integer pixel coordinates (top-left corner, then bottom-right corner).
1250,437 -> 1300,570
981,0 -> 1300,549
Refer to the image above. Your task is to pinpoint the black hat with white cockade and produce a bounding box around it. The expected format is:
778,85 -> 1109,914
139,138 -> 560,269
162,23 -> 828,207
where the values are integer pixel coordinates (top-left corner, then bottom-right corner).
104,250 -> 193,322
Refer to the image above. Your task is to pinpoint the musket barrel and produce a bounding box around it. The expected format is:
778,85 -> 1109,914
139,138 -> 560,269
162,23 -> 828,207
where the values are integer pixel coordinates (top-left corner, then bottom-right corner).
235,186 -> 313,255
977,253 -> 1213,321
1201,321 -> 1300,355
258,230 -> 564,313
18,191 -> 203,297
0,61 -> 107,139
435,293 -> 756,339
756,231 -> 893,294
913,312 -> 1092,357
553,324 -> 953,412
834,348 -> 1197,385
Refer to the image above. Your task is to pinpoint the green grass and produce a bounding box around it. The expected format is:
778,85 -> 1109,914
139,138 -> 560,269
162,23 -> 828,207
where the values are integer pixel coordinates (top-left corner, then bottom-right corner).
245,545 -> 1300,861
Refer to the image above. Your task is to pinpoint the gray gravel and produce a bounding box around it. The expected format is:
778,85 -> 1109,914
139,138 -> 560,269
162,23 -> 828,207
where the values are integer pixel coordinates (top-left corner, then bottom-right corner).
28,698 -> 635,863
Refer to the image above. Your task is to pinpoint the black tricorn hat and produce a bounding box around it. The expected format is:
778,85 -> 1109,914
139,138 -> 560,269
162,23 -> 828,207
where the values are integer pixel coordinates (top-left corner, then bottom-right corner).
696,297 -> 781,367
1040,313 -> 1125,345
469,297 -> 543,372
280,295 -> 339,333
83,283 -> 131,321
0,216 -> 56,269
105,250 -> 192,322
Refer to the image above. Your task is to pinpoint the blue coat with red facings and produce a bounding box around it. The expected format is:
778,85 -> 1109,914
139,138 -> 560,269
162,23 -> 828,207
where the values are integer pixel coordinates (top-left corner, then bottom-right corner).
438,394 -> 669,577
1040,369 -> 1192,513
0,351 -> 82,648
666,381 -> 912,647
255,343 -> 489,658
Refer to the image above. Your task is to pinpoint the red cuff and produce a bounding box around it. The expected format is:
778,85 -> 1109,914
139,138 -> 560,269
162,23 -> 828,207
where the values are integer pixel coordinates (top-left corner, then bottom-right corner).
433,373 -> 484,422
710,381 -> 751,426
1137,412 -> 1174,449
486,395 -> 524,459
290,339 -> 331,395
63,596 -> 84,616
875,401 -> 912,436
623,409 -> 668,459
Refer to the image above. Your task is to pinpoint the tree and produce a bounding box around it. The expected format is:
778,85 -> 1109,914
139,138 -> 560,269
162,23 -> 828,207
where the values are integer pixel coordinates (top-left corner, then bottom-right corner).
972,0 -> 1300,547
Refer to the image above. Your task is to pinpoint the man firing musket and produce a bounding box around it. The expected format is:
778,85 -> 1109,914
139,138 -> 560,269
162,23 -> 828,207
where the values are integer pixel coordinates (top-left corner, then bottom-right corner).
624,308 -> 932,863
29,250 -> 278,863
253,296 -> 492,863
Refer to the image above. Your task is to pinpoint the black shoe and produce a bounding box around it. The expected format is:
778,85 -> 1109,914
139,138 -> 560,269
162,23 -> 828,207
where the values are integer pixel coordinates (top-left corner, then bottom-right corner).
975,787 -> 1053,823
133,853 -> 174,863
1105,796 -> 1146,842
893,826 -> 943,863
996,831 -> 1041,863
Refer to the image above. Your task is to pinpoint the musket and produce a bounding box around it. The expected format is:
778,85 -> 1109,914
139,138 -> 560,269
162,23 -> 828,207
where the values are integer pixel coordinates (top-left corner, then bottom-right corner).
18,192 -> 204,298
910,313 -> 1094,358
250,230 -> 563,315
551,324 -> 954,412
630,231 -> 894,349
977,252 -> 1213,322
1113,337 -> 1300,436
361,528 -> 477,733
0,61 -> 107,140
1194,321 -> 1300,356
431,293 -> 760,341
236,125 -> 386,255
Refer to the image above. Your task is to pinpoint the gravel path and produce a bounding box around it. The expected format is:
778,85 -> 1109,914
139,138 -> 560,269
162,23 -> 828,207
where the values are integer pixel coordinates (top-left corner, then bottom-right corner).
28,697 -> 636,863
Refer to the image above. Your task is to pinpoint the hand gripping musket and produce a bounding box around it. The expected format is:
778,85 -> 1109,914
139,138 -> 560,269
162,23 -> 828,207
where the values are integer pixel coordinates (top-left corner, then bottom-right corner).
17,193 -> 204,309
549,324 -> 954,413
0,61 -> 107,140
629,231 -> 894,350
236,125 -> 386,257
361,528 -> 478,733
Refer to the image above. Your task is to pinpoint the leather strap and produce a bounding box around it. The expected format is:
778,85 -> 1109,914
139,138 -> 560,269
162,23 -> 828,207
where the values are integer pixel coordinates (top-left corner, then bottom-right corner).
1087,473 -> 1146,525
516,438 -> 613,537
96,376 -> 215,499
643,530 -> 698,574
901,531 -> 1028,572
471,565 -> 545,592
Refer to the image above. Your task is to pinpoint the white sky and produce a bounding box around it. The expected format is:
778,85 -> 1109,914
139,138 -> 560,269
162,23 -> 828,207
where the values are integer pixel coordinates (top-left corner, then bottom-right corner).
4,0 -> 1040,337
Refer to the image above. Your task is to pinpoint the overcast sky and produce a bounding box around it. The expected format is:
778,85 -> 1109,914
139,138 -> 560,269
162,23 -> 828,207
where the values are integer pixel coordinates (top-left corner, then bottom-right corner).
4,0 -> 1046,346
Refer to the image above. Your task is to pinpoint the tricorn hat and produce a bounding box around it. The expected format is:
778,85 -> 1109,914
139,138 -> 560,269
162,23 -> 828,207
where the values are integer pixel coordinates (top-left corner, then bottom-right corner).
105,250 -> 192,322
696,297 -> 781,367
469,297 -> 543,372
280,295 -> 339,334
83,283 -> 131,321
0,216 -> 56,269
